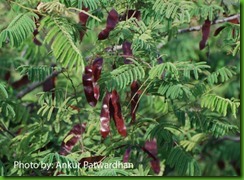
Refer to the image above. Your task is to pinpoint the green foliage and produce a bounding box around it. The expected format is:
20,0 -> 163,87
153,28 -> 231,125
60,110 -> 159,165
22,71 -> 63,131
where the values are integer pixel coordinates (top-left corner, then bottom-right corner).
37,90 -> 78,125
0,13 -> 37,47
0,83 -> 8,99
99,60 -> 145,90
0,83 -> 15,118
152,0 -> 193,23
180,133 -> 207,152
41,152 -> 81,175
167,147 -> 201,176
152,0 -> 223,25
201,94 -> 240,118
17,65 -> 55,82
41,16 -> 84,71
157,82 -> 192,99
149,61 -> 210,80
207,66 -> 236,84
0,160 -> 4,176
189,112 -> 239,138
0,0 -> 240,177
76,0 -> 99,10
149,62 -> 179,80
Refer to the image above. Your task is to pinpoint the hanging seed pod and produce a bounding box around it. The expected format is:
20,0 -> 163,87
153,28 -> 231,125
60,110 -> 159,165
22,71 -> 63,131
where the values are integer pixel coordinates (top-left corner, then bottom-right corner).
123,147 -> 131,163
130,81 -> 140,124
43,76 -> 56,99
98,29 -> 110,40
93,85 -> 100,101
4,71 -> 11,82
199,19 -> 211,50
143,139 -> 160,174
214,16 -> 239,37
11,75 -> 30,89
42,64 -> 56,99
83,58 -> 103,106
100,92 -> 112,138
98,9 -> 119,40
110,90 -> 127,137
59,123 -> 86,156
82,66 -> 97,107
92,57 -> 103,82
122,41 -> 133,64
106,9 -> 119,30
214,26 -> 225,36
79,7 -> 89,40
79,7 -> 89,26
92,57 -> 103,100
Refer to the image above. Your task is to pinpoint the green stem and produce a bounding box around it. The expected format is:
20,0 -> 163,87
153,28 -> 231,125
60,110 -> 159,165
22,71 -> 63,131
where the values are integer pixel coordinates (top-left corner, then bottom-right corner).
9,1 -> 40,14
62,72 -> 82,124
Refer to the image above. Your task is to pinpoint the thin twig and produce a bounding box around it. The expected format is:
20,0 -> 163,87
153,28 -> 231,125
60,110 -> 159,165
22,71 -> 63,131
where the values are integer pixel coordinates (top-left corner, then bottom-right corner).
16,70 -> 62,99
215,135 -> 240,143
178,14 -> 240,33
9,0 -> 40,14
61,72 -> 82,121
157,14 -> 240,49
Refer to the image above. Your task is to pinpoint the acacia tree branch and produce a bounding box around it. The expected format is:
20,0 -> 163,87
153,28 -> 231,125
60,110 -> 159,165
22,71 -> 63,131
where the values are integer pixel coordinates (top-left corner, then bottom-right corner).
155,14 -> 240,49
178,14 -> 240,33
217,136 -> 240,142
16,70 -> 62,99
15,14 -> 240,99
106,14 -> 240,50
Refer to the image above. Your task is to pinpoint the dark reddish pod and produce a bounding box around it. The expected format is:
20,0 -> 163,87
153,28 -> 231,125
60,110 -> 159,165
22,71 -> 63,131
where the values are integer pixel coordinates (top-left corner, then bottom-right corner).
59,123 -> 86,156
228,17 -> 240,38
43,76 -> 56,99
120,10 -> 141,21
143,139 -> 160,174
122,41 -> 133,64
79,7 -> 89,40
4,71 -> 11,82
217,160 -> 225,170
130,81 -> 140,124
106,9 -> 119,30
100,92 -> 111,138
79,7 -> 89,25
199,19 -> 211,50
214,26 -> 226,36
110,90 -> 127,137
11,75 -> 30,89
98,29 -> 110,40
92,57 -> 103,100
93,85 -> 100,101
123,147 -> 131,163
83,58 -> 103,106
43,76 -> 56,92
98,9 -> 119,40
43,64 -> 56,99
92,57 -> 103,82
214,16 -> 239,38
33,38 -> 42,46
82,66 -> 97,107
